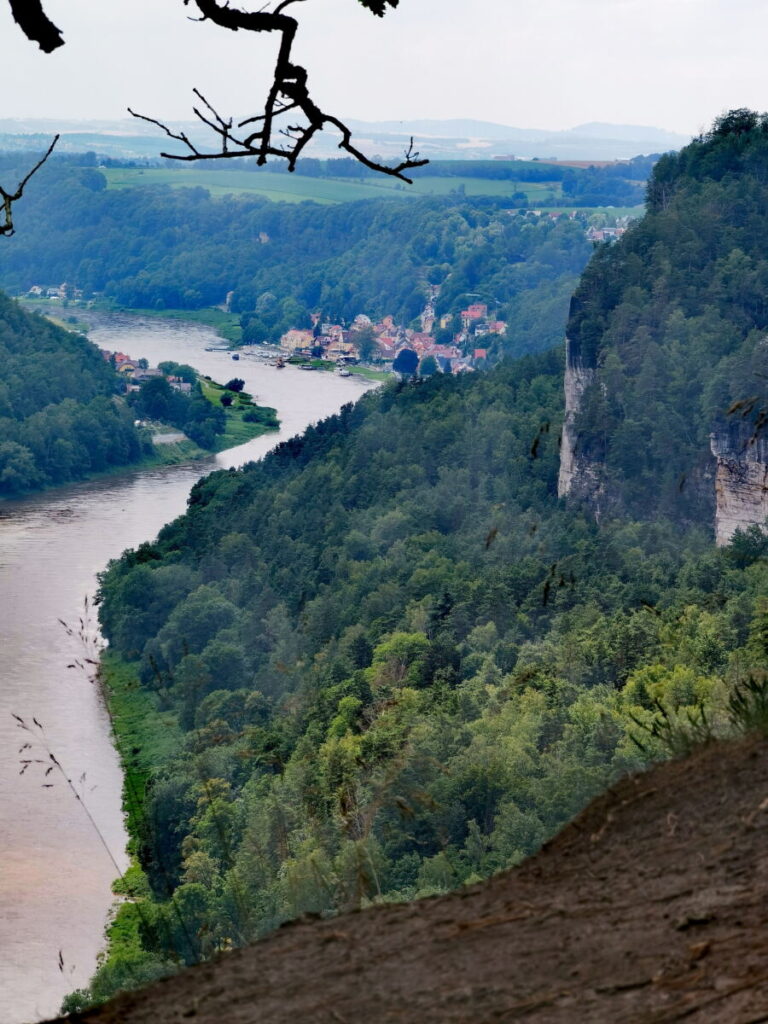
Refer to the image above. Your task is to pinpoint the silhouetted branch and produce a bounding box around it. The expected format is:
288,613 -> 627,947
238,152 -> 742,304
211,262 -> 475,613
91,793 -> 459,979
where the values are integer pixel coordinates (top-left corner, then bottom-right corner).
7,0 -> 64,52
131,0 -> 428,182
0,135 -> 59,237
7,0 -> 421,180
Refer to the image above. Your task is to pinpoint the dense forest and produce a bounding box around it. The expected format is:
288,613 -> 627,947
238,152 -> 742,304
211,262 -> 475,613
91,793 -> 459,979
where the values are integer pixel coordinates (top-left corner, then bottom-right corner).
87,361 -> 768,1007
0,161 -> 602,360
0,292 -> 146,494
566,109 -> 768,520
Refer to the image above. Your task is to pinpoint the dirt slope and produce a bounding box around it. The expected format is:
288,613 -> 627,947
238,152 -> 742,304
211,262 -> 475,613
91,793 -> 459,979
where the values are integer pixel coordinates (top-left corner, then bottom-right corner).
56,737 -> 768,1023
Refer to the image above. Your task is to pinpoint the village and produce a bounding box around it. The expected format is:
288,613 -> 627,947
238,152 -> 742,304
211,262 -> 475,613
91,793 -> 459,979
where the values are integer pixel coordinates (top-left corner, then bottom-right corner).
278,299 -> 506,374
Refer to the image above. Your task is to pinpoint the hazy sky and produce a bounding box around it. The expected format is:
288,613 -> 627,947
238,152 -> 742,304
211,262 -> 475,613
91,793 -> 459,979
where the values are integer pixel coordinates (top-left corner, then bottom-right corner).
1,0 -> 767,136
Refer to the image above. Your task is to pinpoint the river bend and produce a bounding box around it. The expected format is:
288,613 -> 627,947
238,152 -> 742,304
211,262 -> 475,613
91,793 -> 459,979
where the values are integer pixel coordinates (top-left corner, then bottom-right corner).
0,316 -> 375,1023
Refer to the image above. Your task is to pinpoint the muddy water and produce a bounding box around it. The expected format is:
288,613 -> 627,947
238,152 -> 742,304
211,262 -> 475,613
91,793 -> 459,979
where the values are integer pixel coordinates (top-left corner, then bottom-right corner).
0,316 -> 376,1023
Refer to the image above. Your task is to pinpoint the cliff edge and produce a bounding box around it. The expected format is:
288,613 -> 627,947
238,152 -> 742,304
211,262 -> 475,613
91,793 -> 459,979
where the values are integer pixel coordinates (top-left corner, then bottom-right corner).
54,736 -> 768,1023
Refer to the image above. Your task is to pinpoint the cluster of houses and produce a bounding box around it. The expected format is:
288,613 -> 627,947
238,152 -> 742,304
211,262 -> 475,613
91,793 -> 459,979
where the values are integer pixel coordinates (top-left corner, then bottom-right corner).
279,302 -> 505,373
101,350 -> 193,394
27,283 -> 86,301
585,224 -> 627,243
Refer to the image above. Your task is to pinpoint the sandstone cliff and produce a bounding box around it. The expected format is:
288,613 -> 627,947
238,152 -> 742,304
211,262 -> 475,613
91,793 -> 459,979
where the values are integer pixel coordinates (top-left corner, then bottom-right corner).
557,336 -> 602,508
711,420 -> 768,545
559,339 -> 768,540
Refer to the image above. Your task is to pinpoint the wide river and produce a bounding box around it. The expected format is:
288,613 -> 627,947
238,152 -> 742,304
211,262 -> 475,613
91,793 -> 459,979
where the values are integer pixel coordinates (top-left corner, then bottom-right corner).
0,315 -> 376,1023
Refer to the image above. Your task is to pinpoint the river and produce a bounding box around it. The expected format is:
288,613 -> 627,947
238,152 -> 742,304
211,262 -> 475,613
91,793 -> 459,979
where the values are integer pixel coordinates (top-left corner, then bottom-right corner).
0,315 -> 377,1024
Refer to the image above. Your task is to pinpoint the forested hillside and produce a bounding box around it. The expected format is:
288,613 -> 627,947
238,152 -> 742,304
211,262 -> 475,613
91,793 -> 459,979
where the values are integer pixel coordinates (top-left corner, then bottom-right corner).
0,292 -> 145,494
564,110 -> 768,521
0,161 -> 597,361
89,345 -> 768,1006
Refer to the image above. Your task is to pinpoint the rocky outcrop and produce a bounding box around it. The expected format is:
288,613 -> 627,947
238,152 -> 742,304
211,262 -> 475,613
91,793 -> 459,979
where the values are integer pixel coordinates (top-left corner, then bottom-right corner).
711,421 -> 768,545
558,337 -> 602,506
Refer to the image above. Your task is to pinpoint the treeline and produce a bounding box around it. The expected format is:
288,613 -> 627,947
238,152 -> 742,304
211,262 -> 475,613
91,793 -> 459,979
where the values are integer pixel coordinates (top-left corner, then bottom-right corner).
0,292 -> 146,494
0,162 -> 598,361
86,350 -> 768,1006
566,108 -> 768,521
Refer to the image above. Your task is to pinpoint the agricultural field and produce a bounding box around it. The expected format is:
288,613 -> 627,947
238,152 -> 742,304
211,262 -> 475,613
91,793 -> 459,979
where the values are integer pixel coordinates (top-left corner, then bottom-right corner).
102,166 -> 561,204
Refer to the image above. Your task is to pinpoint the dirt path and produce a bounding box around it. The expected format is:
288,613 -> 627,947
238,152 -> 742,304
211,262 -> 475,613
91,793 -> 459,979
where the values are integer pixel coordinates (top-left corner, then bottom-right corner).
56,737 -> 768,1023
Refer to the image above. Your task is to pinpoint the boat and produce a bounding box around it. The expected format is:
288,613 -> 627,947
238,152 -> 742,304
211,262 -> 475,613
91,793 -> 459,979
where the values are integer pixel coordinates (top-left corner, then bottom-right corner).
338,368 -> 351,377
298,363 -> 314,371
231,353 -> 240,360
274,356 -> 285,368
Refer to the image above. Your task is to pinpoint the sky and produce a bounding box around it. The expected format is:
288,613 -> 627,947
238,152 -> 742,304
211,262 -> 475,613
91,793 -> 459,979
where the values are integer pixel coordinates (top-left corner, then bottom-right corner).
1,0 -> 768,137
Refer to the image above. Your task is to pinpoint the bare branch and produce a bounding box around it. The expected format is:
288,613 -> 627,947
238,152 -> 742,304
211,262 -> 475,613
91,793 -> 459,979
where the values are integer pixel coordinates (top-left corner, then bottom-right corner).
128,0 -> 427,180
0,135 -> 59,237
7,0 -> 64,52
6,0 -> 418,179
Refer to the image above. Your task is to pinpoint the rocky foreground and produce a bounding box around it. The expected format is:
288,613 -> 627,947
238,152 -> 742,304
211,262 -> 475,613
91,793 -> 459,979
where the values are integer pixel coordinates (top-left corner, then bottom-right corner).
55,737 -> 768,1023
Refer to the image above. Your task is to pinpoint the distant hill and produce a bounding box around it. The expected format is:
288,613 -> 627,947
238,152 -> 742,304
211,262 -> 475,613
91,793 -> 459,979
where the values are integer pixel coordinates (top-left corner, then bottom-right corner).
0,117 -> 690,162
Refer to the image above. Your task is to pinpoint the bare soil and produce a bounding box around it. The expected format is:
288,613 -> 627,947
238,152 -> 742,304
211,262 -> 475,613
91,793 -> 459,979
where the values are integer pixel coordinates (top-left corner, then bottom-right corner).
55,737 -> 768,1023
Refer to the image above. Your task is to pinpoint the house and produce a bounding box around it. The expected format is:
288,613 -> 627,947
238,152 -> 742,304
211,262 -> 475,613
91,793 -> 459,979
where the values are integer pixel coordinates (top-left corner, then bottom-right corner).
376,337 -> 398,360
280,328 -> 315,352
460,303 -> 488,328
407,332 -> 434,355
327,338 -> 358,361
427,344 -> 461,361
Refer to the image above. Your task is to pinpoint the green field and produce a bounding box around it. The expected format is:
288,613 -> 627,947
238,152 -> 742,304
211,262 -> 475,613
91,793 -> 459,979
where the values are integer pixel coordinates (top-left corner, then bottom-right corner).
103,167 -> 561,204
199,377 -> 279,450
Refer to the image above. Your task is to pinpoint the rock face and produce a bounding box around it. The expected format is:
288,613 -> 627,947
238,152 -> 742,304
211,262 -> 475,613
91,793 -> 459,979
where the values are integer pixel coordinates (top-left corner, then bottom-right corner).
557,337 -> 601,506
711,421 -> 768,545
557,339 -> 764,540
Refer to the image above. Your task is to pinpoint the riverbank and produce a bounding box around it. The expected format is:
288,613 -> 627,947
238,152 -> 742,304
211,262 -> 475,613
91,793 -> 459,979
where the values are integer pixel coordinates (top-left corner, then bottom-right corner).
104,306 -> 242,346
22,298 -> 393,382
0,406 -> 276,503
286,357 -> 391,382
58,654 -> 180,1015
1,309 -> 380,1024
197,378 -> 279,452
21,298 -> 242,346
